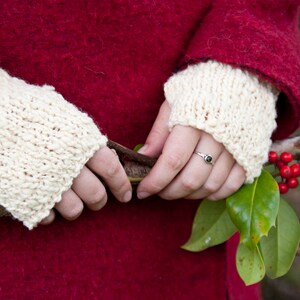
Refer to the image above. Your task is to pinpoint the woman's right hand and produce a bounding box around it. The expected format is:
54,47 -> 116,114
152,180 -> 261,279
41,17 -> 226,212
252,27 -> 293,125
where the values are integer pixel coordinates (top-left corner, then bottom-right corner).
40,146 -> 132,225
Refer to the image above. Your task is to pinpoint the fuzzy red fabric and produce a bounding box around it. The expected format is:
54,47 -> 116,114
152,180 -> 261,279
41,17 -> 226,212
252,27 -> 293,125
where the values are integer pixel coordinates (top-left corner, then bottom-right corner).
0,1 -> 299,299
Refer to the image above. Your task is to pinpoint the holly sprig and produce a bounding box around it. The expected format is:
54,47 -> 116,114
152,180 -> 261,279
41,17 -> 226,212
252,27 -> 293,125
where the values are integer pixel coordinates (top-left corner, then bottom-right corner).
106,138 -> 300,286
182,149 -> 300,286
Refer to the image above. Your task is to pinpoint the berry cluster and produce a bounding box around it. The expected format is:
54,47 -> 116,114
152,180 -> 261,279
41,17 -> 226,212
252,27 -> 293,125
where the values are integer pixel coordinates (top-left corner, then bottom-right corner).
268,151 -> 300,194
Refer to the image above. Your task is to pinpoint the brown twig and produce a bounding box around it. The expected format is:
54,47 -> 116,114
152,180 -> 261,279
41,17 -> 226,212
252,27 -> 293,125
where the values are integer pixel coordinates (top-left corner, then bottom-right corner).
107,139 -> 157,185
107,140 -> 157,167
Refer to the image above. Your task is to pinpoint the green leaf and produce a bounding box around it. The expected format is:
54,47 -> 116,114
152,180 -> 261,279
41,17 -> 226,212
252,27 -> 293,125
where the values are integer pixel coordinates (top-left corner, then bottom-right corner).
133,144 -> 144,152
226,170 -> 280,249
236,243 -> 265,285
182,200 -> 237,252
260,198 -> 300,279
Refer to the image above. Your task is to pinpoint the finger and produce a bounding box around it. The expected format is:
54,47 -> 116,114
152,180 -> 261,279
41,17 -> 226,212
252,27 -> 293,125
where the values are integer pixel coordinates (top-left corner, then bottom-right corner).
87,147 -> 132,203
72,166 -> 107,211
55,189 -> 84,220
184,150 -> 235,200
159,132 -> 224,200
40,209 -> 56,225
138,101 -> 170,157
207,163 -> 246,200
137,125 -> 201,198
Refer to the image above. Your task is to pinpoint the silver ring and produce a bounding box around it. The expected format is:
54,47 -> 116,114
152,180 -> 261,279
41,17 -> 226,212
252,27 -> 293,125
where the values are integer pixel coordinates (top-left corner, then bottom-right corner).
194,151 -> 214,165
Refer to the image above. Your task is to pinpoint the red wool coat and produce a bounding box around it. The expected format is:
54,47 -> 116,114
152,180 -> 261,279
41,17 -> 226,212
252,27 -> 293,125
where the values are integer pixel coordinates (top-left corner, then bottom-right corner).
0,1 -> 299,299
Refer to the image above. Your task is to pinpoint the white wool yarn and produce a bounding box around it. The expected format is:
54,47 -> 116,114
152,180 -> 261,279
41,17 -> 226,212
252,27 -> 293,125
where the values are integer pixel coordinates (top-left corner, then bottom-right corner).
0,69 -> 107,229
165,60 -> 279,183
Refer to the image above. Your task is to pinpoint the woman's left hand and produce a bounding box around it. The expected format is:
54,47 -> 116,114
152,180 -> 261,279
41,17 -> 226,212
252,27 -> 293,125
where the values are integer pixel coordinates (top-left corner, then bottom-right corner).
137,101 -> 246,200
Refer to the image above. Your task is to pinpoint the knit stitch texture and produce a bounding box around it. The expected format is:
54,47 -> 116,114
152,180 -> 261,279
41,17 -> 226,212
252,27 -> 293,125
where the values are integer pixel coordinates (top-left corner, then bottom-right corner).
165,61 -> 278,182
0,69 -> 107,229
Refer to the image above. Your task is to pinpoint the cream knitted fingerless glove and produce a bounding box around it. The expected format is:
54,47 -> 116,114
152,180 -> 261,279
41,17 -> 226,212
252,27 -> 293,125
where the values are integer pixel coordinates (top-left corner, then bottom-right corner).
0,69 -> 107,229
165,60 -> 279,183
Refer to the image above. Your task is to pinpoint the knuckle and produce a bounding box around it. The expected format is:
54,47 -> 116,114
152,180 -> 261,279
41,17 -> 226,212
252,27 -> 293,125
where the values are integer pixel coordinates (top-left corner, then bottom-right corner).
203,180 -> 221,194
90,195 -> 108,211
118,176 -> 131,190
141,178 -> 165,194
111,186 -> 127,201
149,127 -> 164,141
105,161 -> 122,178
184,194 -> 196,200
40,212 -> 55,225
88,186 -> 106,205
65,202 -> 83,220
181,176 -> 200,192
207,195 -> 220,201
159,191 -> 175,201
226,180 -> 243,194
165,152 -> 184,172
147,181 -> 164,193
226,170 -> 245,194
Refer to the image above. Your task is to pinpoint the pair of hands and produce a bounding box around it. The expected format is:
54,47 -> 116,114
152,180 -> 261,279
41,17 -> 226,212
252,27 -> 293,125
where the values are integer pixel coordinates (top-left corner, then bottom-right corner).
41,101 -> 245,225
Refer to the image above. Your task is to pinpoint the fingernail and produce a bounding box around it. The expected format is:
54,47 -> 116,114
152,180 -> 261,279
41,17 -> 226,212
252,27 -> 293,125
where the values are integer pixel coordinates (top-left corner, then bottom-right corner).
137,192 -> 150,199
137,144 -> 148,154
123,190 -> 132,202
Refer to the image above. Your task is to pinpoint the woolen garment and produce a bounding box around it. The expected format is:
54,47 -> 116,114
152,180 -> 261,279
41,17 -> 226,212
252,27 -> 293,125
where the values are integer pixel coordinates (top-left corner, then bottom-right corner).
0,0 -> 299,299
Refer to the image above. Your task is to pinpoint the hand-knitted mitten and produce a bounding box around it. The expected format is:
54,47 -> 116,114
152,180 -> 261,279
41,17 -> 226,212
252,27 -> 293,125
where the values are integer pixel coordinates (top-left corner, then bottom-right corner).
165,60 -> 279,183
0,69 -> 107,229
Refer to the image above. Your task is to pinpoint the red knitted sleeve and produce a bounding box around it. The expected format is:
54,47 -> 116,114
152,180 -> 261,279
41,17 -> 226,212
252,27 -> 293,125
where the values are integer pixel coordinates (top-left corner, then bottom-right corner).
179,0 -> 300,140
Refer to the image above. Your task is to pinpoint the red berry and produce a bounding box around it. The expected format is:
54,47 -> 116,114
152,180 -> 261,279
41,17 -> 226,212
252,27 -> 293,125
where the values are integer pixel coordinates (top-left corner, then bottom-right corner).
280,152 -> 293,163
268,151 -> 278,163
278,182 -> 289,194
276,160 -> 286,169
290,163 -> 300,177
280,165 -> 292,179
287,177 -> 299,188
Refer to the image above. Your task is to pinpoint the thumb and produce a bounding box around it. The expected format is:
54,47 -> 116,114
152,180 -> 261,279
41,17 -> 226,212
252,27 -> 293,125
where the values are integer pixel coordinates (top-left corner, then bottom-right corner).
138,100 -> 170,157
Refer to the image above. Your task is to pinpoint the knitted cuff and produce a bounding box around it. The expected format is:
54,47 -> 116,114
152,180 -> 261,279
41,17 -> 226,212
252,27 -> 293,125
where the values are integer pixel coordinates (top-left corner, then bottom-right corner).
164,61 -> 279,183
0,69 -> 107,229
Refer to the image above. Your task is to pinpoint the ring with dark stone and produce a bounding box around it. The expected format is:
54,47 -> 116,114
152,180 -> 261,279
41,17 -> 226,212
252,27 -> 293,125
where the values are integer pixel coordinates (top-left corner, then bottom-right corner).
193,151 -> 214,166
